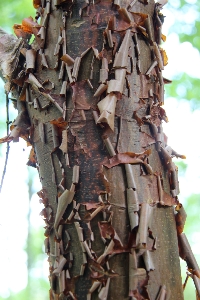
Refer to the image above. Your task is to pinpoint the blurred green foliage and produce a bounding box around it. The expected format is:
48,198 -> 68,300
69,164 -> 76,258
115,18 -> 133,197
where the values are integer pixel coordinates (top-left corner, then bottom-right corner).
176,161 -> 188,177
165,0 -> 200,106
184,194 -> 200,235
0,278 -> 49,300
181,193 -> 200,299
168,0 -> 200,50
0,0 -> 34,33
166,73 -> 200,108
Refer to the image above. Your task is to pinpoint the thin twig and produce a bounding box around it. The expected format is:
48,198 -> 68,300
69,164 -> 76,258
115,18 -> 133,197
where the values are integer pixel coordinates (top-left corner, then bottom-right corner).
116,116 -> 122,152
0,93 -> 10,193
183,273 -> 190,291
8,97 -> 17,102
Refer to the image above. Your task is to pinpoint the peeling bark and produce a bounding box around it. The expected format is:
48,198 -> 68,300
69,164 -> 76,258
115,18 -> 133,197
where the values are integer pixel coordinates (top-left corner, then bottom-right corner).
1,0 -> 197,299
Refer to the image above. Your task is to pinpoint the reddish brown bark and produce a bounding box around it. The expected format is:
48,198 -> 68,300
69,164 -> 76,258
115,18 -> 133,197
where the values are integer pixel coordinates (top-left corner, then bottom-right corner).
2,0 -> 198,299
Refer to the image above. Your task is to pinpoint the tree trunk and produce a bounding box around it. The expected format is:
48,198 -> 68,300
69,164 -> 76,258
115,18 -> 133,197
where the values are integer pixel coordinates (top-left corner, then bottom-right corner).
0,0 -> 189,299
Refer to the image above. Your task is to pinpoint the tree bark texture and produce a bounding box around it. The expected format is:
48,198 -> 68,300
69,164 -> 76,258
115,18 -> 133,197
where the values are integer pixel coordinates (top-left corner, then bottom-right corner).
1,0 -> 193,299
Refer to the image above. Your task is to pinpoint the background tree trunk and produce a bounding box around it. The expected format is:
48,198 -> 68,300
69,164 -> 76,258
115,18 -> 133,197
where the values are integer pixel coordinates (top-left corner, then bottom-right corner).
2,0 -> 186,299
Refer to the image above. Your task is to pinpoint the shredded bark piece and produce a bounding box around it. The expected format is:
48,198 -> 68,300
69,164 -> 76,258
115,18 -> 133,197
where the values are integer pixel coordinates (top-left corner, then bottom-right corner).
175,203 -> 187,234
103,149 -> 151,168
97,93 -> 117,131
178,233 -> 200,278
54,189 -> 75,232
